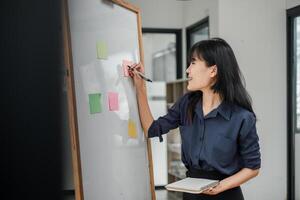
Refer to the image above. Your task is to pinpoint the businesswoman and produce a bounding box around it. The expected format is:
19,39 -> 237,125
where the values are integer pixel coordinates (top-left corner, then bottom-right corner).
129,38 -> 261,200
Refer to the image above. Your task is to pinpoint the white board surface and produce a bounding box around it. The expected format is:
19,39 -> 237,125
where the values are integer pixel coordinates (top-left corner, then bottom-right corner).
67,0 -> 152,199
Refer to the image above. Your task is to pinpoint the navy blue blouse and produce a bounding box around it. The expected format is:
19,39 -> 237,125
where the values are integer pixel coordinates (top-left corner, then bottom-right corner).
148,93 -> 261,175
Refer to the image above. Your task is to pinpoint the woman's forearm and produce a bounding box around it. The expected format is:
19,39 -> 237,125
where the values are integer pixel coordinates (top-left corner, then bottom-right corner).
203,168 -> 259,195
221,168 -> 259,191
136,83 -> 154,136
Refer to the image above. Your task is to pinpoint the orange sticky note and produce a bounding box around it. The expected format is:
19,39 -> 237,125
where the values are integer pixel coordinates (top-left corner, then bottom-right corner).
122,60 -> 133,77
108,92 -> 119,111
128,119 -> 137,138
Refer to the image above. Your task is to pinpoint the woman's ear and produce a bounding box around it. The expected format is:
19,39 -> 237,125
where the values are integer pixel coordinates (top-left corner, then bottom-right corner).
210,65 -> 218,77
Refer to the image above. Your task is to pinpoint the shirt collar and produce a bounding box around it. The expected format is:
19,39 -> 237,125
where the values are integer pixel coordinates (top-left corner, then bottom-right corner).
195,98 -> 232,121
217,101 -> 232,121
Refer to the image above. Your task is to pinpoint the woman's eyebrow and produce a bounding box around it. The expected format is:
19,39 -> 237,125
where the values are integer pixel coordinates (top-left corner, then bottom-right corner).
191,57 -> 196,61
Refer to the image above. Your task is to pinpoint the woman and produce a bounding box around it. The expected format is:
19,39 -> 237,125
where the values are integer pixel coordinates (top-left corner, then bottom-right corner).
129,38 -> 261,200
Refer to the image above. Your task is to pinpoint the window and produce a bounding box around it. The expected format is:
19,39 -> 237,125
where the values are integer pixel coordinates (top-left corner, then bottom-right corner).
296,17 -> 300,132
142,28 -> 182,81
186,17 -> 209,58
287,5 -> 300,200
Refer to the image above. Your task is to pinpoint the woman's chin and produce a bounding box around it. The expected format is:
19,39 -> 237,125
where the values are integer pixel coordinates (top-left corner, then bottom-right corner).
187,84 -> 194,91
187,84 -> 200,92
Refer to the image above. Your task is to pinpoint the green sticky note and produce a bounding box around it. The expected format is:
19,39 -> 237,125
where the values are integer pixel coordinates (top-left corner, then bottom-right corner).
89,93 -> 102,114
96,41 -> 108,59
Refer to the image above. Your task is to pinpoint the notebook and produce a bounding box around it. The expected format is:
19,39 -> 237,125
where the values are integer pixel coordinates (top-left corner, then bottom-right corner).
165,177 -> 219,194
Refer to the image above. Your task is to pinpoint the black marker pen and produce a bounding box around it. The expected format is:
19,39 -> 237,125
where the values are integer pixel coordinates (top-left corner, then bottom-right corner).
127,65 -> 153,82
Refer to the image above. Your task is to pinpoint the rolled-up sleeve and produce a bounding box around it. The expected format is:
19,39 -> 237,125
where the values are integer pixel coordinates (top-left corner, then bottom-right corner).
238,113 -> 261,169
148,99 -> 182,142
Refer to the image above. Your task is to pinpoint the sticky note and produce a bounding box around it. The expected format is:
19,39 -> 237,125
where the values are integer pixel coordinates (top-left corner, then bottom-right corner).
122,60 -> 133,77
89,93 -> 102,114
108,92 -> 119,111
128,119 -> 137,138
96,41 -> 108,59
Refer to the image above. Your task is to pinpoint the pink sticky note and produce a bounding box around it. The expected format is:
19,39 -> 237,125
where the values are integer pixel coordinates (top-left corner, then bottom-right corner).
108,92 -> 119,111
122,60 -> 133,77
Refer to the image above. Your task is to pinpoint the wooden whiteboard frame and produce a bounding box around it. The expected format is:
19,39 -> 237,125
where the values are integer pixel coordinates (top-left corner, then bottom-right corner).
62,0 -> 156,199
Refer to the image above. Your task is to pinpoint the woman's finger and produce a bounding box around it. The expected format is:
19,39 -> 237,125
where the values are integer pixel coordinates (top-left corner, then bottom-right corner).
202,187 -> 214,195
135,63 -> 145,73
131,63 -> 140,70
131,62 -> 143,69
131,63 -> 139,69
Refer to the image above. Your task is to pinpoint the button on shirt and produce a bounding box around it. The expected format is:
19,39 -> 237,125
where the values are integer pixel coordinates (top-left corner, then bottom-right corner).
148,93 -> 261,175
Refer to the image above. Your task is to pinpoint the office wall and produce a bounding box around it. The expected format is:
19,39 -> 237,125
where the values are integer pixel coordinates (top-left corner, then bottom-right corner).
182,0 -> 219,37
128,0 -> 184,29
287,0 -> 300,8
218,0 -> 286,199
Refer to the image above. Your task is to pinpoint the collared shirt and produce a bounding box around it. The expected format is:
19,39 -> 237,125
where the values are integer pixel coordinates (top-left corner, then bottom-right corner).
148,93 -> 261,175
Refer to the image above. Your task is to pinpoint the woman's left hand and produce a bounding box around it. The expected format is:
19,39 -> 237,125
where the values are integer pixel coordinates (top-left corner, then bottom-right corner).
201,181 -> 226,195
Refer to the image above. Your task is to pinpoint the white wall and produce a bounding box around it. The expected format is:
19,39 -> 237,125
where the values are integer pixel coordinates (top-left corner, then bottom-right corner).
128,0 -> 184,28
182,0 -> 219,37
218,0 -> 287,199
287,0 -> 300,9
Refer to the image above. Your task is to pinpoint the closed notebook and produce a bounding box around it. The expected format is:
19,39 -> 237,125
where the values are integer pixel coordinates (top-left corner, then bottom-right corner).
165,177 -> 219,194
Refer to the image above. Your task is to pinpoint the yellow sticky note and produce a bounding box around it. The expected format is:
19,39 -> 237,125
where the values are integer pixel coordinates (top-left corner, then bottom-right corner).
128,119 -> 137,138
96,41 -> 108,59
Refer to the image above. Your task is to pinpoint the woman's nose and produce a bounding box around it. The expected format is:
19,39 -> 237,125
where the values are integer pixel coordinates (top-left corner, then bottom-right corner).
186,65 -> 190,74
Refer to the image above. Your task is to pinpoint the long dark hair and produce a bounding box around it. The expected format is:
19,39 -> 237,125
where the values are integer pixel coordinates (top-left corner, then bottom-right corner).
187,38 -> 254,121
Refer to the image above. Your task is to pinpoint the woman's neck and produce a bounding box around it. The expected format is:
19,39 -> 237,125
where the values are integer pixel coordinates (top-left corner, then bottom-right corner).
201,89 -> 222,114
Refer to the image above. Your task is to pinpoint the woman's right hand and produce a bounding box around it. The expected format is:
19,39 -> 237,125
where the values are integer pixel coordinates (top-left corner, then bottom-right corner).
129,62 -> 146,93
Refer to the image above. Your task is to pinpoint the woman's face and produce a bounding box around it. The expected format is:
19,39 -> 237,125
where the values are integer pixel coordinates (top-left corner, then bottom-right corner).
186,55 -> 217,91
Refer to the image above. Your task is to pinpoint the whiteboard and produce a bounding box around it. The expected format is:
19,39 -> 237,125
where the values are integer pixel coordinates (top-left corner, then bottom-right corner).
64,0 -> 154,199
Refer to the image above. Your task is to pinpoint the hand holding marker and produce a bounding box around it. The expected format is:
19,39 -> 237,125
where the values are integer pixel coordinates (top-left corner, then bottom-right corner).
128,65 -> 152,82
